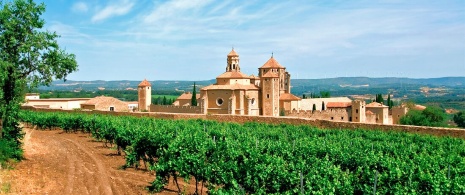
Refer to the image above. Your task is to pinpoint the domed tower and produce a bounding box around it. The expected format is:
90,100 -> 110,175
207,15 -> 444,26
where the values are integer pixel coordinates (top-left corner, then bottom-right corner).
226,48 -> 240,72
138,79 -> 152,111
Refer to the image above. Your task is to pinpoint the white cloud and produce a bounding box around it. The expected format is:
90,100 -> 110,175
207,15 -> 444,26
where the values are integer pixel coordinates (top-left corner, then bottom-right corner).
91,0 -> 135,23
71,2 -> 88,13
143,0 -> 213,23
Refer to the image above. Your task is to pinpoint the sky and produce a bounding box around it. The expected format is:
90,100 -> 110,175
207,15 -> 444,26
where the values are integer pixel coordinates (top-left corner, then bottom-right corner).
40,0 -> 465,81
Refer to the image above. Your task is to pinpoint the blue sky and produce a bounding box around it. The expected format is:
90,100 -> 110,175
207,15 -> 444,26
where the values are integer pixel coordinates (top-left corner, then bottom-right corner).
41,0 -> 465,81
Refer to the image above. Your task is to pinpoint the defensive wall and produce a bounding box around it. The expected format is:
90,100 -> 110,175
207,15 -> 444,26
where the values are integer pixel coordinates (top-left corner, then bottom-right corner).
21,106 -> 465,139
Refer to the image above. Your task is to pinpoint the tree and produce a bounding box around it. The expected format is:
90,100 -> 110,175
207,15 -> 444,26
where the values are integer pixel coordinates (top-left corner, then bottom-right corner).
387,94 -> 392,109
312,104 -> 316,112
302,94 -> 306,99
322,101 -> 325,110
191,82 -> 197,106
0,0 -> 77,157
320,91 -> 330,98
453,111 -> 465,128
400,106 -> 446,127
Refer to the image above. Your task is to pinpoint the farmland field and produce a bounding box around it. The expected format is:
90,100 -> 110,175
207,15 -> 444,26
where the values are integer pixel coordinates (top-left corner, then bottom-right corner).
19,110 -> 465,194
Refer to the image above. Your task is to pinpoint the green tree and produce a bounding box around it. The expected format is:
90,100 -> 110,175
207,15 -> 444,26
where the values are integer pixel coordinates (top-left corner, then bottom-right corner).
162,96 -> 167,105
322,101 -> 325,110
191,82 -> 197,106
387,94 -> 392,109
0,0 -> 77,157
400,106 -> 446,127
320,91 -> 330,98
453,111 -> 465,128
302,94 -> 306,99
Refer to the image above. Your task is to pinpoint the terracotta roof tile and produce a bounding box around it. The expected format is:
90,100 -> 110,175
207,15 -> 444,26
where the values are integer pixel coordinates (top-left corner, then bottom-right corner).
81,96 -> 126,105
216,71 -> 251,79
138,79 -> 151,87
227,49 -> 238,56
177,92 -> 201,100
326,102 -> 352,108
279,93 -> 301,101
259,57 -> 284,69
366,102 -> 388,108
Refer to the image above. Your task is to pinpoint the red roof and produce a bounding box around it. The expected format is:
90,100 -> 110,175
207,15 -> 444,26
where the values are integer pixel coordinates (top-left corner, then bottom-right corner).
217,71 -> 250,79
326,102 -> 352,108
366,102 -> 388,108
177,92 -> 201,100
279,93 -> 301,101
138,79 -> 151,87
227,49 -> 238,56
259,57 -> 284,69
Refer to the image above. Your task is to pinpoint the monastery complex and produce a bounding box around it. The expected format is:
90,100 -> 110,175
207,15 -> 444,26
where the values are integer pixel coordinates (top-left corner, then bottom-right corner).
23,49 -> 409,125
145,49 -> 409,125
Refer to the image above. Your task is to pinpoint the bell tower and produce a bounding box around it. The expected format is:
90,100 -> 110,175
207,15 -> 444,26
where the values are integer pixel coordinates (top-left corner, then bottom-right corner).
226,48 -> 240,72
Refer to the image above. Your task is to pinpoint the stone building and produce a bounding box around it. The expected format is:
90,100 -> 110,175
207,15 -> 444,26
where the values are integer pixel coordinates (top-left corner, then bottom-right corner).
199,49 -> 298,116
80,96 -> 129,112
138,79 -> 151,111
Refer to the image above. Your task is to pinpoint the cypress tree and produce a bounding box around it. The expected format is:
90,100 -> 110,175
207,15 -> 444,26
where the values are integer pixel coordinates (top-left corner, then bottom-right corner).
322,101 -> 325,110
387,94 -> 392,109
191,82 -> 197,106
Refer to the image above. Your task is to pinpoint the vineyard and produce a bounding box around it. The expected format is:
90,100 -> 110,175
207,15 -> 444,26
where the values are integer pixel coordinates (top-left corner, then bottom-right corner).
19,110 -> 465,194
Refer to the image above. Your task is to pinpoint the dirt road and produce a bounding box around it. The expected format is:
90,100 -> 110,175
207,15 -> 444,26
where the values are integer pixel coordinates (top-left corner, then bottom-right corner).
1,128 -> 181,195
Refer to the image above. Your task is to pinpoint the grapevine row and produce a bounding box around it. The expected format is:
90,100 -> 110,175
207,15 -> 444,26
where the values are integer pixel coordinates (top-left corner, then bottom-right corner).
19,110 -> 465,194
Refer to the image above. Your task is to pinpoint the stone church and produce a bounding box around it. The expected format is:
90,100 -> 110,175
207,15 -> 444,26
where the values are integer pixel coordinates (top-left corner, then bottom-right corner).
199,49 -> 301,116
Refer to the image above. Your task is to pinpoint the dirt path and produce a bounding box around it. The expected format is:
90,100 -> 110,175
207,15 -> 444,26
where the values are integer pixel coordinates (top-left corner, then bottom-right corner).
1,128 -> 200,195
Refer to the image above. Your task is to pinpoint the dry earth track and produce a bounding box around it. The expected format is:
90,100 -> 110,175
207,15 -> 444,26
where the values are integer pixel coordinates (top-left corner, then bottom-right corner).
1,128 -> 202,195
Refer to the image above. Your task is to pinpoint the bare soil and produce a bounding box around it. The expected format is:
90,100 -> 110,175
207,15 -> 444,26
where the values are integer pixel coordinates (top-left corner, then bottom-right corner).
1,128 -> 204,195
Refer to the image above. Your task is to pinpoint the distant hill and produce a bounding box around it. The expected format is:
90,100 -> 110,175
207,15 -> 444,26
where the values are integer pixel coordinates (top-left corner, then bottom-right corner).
41,77 -> 465,91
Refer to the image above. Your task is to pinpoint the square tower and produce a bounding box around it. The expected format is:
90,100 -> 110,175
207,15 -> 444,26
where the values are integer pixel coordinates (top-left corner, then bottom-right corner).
138,79 -> 152,111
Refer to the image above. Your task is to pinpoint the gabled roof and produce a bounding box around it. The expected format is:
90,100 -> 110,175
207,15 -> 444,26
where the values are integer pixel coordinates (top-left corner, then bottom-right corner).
201,83 -> 259,90
366,102 -> 388,108
259,57 -> 284,69
261,71 -> 279,78
227,48 -> 238,56
138,79 -> 151,87
177,92 -> 201,100
279,93 -> 301,101
81,96 -> 126,105
326,102 -> 352,108
216,71 -> 250,79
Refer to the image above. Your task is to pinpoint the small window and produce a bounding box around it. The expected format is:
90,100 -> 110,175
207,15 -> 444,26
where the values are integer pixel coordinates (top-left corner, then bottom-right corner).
216,98 -> 224,106
341,117 -> 344,120
267,94 -> 270,98
331,117 -> 334,120
110,106 -> 115,111
356,109 -> 359,113
251,98 -> 256,105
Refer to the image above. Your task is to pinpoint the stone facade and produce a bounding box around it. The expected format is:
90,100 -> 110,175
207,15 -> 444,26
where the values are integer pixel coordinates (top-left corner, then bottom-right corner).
138,79 -> 151,111
199,49 -> 297,117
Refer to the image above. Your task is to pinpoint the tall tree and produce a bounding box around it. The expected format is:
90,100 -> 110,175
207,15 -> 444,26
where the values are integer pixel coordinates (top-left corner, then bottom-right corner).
387,94 -> 392,109
453,111 -> 465,128
322,101 -> 325,110
0,0 -> 77,155
191,82 -> 197,106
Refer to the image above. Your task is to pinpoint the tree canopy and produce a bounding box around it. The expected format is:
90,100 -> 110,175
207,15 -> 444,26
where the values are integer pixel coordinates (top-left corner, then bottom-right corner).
0,0 -> 77,158
400,106 -> 446,127
453,111 -> 465,128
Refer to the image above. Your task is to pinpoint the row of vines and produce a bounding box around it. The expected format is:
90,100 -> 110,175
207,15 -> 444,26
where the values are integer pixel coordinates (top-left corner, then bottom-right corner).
19,110 -> 465,194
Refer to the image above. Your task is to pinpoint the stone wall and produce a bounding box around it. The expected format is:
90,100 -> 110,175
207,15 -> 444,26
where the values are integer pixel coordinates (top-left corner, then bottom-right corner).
22,106 -> 465,139
150,105 -> 202,114
285,109 -> 350,122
